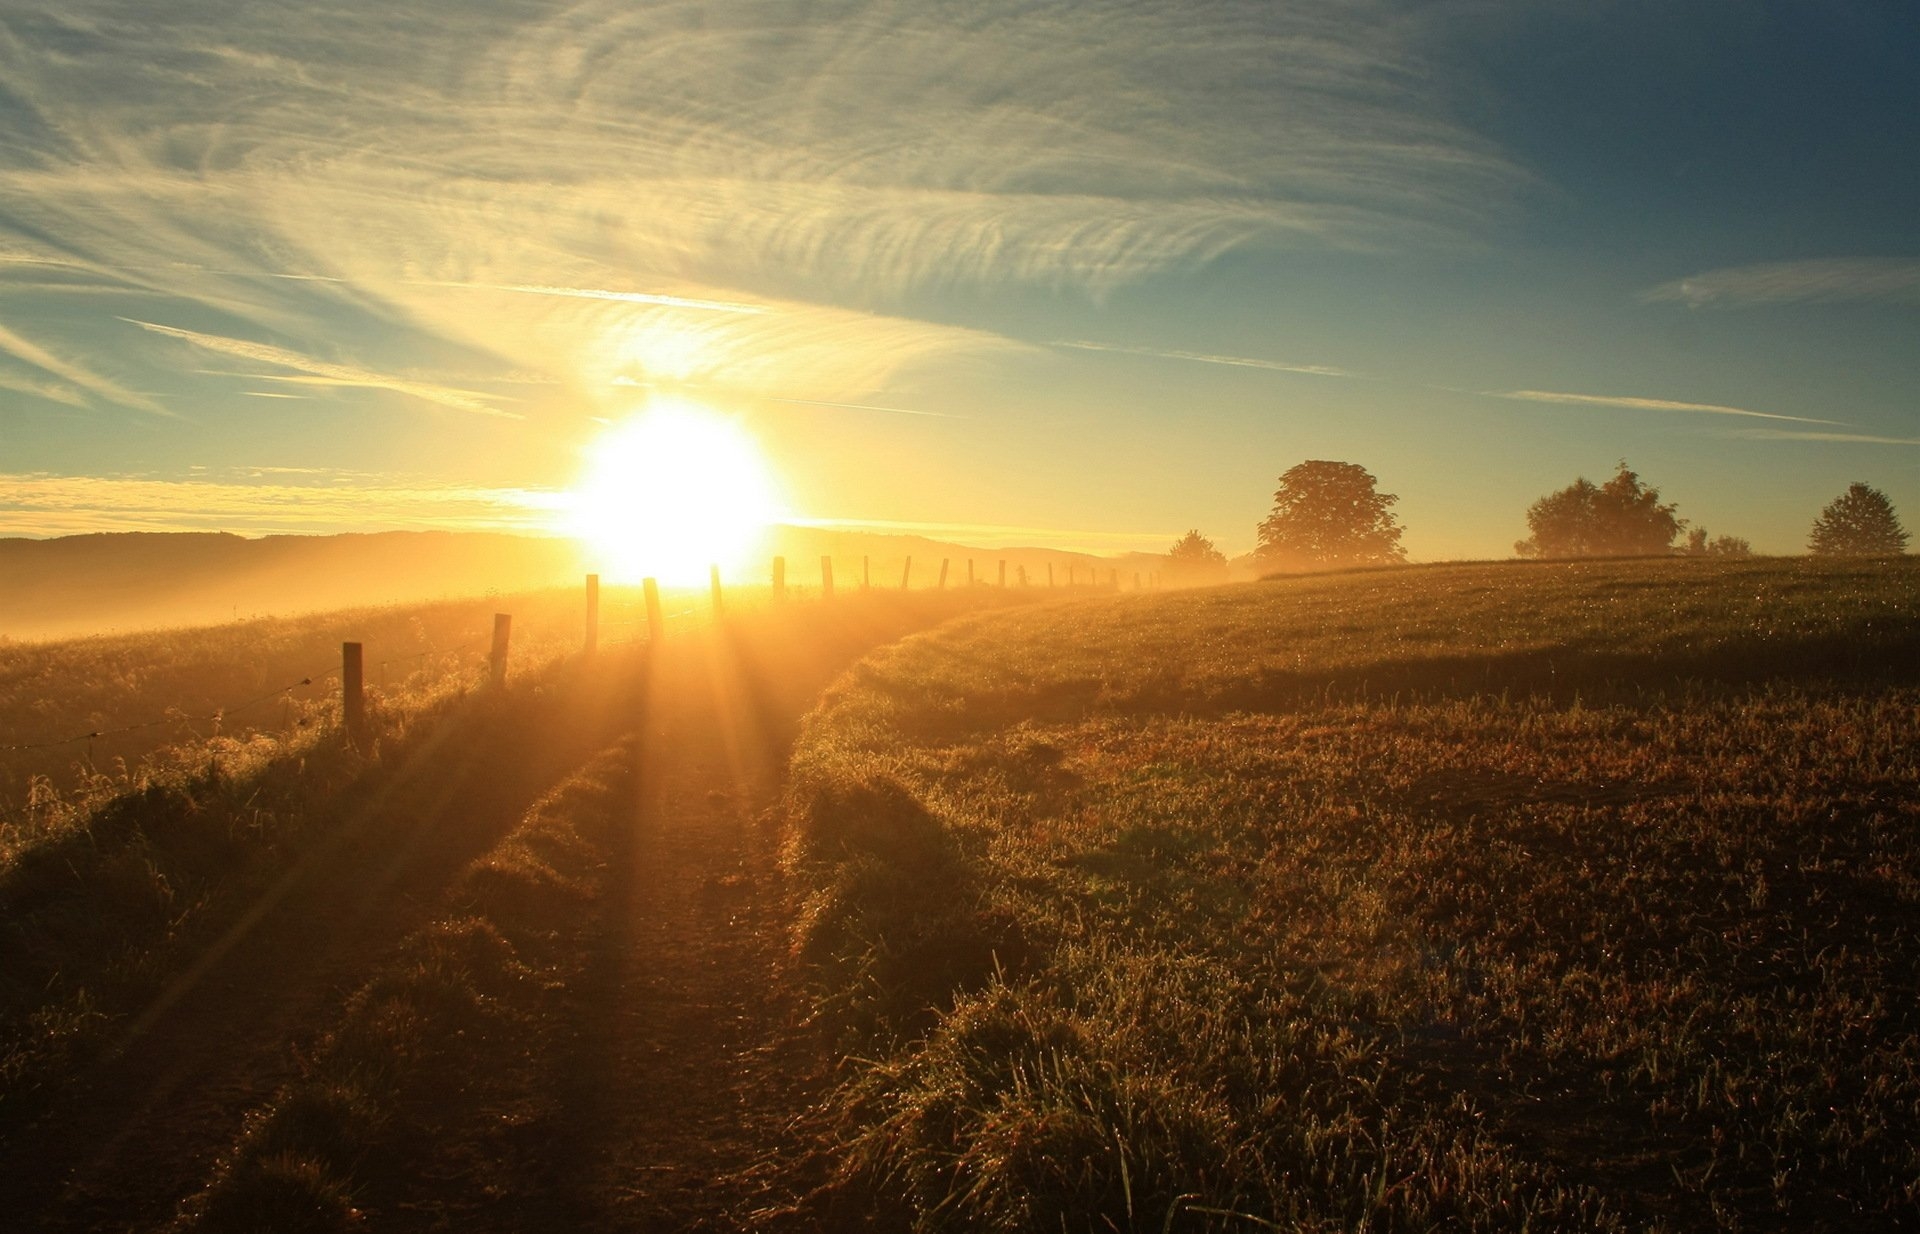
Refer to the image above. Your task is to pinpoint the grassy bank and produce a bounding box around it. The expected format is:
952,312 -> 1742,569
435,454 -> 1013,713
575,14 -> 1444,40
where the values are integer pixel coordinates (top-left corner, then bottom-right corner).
0,639 -> 649,1136
785,557 -> 1920,1231
176,738 -> 638,1232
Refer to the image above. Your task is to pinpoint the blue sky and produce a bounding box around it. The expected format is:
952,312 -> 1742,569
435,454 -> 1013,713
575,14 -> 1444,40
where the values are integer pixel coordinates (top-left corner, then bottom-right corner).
1,0 -> 1914,559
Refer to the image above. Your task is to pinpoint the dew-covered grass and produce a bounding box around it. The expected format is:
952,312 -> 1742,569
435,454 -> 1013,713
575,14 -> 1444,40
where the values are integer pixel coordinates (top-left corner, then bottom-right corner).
786,556 -> 1920,1232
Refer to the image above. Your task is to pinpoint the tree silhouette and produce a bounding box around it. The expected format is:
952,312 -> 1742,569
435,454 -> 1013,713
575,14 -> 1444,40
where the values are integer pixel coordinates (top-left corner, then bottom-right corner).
1808,483 -> 1909,556
1256,461 -> 1405,568
1684,529 -> 1752,558
1165,529 -> 1228,583
1516,462 -> 1683,558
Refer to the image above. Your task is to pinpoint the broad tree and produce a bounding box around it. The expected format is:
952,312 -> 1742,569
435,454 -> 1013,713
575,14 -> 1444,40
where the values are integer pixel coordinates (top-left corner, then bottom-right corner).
1165,529 -> 1228,583
1516,461 -> 1683,558
1256,461 -> 1405,568
1808,483 -> 1909,555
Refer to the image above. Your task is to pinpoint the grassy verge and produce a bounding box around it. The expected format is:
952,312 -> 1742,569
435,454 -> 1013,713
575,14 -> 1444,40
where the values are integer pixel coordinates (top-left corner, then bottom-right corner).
785,557 -> 1920,1231
0,642 -> 644,1131
174,738 -> 638,1232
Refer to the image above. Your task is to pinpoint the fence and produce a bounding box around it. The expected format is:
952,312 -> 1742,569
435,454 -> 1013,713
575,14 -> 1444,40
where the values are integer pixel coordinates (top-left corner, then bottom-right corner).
0,557 -> 1158,826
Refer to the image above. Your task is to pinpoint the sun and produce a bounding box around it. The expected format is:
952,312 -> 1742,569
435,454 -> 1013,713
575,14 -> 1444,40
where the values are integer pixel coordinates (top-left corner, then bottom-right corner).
565,398 -> 783,585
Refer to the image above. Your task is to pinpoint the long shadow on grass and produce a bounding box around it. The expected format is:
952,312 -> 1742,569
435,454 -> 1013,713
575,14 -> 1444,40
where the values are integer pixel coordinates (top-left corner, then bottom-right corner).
0,652 -> 650,1233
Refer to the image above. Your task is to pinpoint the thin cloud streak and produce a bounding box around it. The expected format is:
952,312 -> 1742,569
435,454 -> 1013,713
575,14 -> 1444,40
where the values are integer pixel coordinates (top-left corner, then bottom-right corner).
0,471 -> 560,538
1734,430 -> 1920,446
769,397 -> 960,419
415,281 -> 769,315
1490,388 -> 1841,426
1052,339 -> 1354,378
0,320 -> 172,416
121,320 -> 522,419
1641,259 -> 1920,308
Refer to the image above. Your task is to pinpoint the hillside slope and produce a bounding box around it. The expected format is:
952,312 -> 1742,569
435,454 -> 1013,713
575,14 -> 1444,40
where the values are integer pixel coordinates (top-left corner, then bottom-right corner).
786,557 -> 1920,1232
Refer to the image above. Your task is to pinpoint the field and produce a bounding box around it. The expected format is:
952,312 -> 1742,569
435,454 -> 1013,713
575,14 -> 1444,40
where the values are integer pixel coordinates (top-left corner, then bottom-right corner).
785,557 -> 1920,1231
3,556 -> 1916,1231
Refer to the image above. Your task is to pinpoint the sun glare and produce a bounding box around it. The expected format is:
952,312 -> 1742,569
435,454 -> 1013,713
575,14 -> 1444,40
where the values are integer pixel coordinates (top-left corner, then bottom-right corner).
566,399 -> 782,585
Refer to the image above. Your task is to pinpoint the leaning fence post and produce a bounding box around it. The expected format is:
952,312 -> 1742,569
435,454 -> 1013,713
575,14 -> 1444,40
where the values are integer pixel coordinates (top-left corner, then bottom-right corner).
342,641 -> 365,748
1047,562 -> 1055,588
821,556 -> 835,599
901,556 -> 912,590
1018,565 -> 1028,587
968,559 -> 975,586
644,578 -> 664,642
773,556 -> 786,602
938,558 -> 950,589
584,573 -> 600,655
710,564 -> 724,618
490,613 -> 511,687
998,560 -> 1007,587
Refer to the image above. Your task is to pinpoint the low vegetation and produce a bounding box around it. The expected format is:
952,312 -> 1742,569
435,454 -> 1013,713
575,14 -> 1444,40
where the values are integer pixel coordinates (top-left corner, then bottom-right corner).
0,584 -> 653,824
0,641 -> 645,1134
785,557 -> 1920,1231
177,740 -> 637,1233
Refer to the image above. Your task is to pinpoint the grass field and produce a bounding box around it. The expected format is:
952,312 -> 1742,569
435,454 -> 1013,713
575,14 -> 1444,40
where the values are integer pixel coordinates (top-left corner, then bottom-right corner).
785,557 -> 1920,1231
0,580 -> 750,832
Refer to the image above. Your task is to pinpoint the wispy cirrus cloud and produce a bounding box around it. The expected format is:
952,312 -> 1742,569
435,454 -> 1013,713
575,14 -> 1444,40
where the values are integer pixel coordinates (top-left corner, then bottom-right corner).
1641,259 -> 1920,308
1052,339 -> 1354,378
0,319 -> 171,415
1488,388 -> 1841,426
121,319 -> 521,419
0,0 -> 1524,423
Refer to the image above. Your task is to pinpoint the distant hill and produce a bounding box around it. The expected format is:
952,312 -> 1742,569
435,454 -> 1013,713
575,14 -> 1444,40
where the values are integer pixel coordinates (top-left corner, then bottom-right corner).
0,528 -> 1185,641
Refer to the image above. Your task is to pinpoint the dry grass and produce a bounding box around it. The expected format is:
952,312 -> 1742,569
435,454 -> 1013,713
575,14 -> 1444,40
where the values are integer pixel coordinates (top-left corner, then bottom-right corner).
178,744 -> 636,1233
786,557 -> 1920,1231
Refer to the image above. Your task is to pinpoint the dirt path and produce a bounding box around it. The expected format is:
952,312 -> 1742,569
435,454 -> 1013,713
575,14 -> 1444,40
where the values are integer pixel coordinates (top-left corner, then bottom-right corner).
558,632 -> 855,1231
0,672 -> 645,1233
420,617 -> 914,1231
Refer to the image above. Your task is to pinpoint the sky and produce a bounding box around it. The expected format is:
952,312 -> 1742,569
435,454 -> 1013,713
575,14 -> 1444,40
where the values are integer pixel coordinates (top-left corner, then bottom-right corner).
1,0 -> 1916,561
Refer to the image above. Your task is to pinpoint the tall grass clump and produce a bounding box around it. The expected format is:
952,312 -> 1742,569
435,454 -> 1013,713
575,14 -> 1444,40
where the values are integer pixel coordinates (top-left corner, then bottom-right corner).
786,557 -> 1920,1231
177,742 -> 635,1232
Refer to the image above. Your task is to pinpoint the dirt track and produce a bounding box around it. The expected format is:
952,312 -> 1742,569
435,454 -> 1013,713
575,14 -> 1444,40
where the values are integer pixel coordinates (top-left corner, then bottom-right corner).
3,601 -> 956,1231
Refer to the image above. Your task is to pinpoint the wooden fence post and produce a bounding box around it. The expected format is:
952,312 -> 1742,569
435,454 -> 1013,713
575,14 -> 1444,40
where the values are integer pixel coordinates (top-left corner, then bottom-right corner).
938,559 -> 950,589
968,559 -> 975,586
821,556 -> 835,598
773,556 -> 786,601
584,573 -> 600,655
863,555 -> 870,590
1047,562 -> 1054,588
490,613 -> 511,687
1018,565 -> 1028,587
342,641 -> 365,748
644,578 -> 664,642
901,556 -> 913,590
998,560 -> 1006,587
